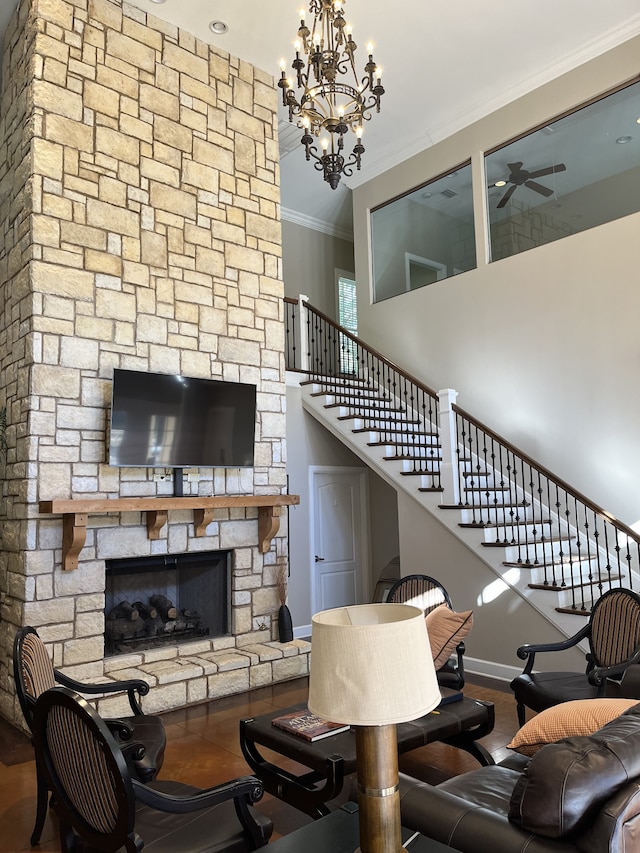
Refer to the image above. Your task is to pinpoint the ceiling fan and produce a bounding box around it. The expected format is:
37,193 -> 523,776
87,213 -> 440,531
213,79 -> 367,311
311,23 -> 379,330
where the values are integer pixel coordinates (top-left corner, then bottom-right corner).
494,161 -> 567,208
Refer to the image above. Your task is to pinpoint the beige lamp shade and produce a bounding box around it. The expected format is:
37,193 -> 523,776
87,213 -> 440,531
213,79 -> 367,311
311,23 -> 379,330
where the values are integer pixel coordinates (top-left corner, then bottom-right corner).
308,603 -> 441,726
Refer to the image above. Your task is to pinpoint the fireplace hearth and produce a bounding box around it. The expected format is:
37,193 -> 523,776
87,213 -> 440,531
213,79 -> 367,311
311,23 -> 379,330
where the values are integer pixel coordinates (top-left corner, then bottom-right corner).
105,551 -> 230,657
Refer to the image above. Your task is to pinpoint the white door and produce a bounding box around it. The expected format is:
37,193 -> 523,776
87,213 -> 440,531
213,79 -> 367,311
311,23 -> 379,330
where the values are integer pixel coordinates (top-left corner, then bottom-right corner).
311,467 -> 369,612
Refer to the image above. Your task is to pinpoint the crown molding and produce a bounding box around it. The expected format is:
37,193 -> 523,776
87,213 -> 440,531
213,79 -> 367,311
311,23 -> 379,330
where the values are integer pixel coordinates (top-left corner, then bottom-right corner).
281,207 -> 354,242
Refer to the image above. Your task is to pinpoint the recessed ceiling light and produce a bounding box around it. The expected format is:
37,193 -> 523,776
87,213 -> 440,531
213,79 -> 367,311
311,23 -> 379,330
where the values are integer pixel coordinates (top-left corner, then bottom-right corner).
209,20 -> 228,34
150,0 -> 167,4
616,135 -> 632,144
422,192 -> 432,199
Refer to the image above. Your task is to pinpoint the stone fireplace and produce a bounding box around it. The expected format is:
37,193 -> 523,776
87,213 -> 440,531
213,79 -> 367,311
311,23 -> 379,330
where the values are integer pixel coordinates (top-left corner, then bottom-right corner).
0,0 -> 309,729
104,550 -> 231,656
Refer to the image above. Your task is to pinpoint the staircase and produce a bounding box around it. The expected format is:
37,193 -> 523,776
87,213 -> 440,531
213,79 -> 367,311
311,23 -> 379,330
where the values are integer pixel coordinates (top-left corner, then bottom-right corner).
285,296 -> 640,638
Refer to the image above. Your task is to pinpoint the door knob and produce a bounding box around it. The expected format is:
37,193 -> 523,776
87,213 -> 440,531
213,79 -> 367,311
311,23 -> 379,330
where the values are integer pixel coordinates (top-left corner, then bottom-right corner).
315,555 -> 325,562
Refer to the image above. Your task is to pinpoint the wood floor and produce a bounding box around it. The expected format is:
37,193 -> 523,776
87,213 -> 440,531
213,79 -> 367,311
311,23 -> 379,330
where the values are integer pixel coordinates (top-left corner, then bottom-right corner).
0,675 -> 518,852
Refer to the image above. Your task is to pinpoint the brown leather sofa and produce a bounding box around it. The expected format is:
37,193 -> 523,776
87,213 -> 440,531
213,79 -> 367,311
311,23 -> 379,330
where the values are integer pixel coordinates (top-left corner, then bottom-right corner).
398,706 -> 640,852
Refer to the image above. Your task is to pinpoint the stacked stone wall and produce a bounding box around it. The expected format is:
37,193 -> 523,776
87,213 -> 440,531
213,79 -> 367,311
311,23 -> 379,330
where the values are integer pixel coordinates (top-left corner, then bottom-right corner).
0,0 -> 304,727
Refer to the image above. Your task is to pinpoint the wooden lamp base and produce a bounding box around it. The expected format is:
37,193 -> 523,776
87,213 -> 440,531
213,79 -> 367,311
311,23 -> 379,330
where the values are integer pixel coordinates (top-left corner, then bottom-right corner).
355,724 -> 407,853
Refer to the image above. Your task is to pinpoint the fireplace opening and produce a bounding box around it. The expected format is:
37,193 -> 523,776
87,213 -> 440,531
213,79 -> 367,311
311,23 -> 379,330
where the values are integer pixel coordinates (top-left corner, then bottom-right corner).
105,550 -> 231,657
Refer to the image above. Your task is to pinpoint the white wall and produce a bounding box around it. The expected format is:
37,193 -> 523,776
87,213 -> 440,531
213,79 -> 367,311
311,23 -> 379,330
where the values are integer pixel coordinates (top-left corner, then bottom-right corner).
286,379 -> 399,634
353,36 -> 640,527
282,219 -> 354,319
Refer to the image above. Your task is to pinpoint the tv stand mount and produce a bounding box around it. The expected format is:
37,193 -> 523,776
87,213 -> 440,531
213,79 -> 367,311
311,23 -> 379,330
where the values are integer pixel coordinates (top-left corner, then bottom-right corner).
39,495 -> 300,570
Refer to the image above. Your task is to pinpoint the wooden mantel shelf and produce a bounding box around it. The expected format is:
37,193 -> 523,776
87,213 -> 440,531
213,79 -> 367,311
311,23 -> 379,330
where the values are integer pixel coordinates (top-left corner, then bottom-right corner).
39,495 -> 300,571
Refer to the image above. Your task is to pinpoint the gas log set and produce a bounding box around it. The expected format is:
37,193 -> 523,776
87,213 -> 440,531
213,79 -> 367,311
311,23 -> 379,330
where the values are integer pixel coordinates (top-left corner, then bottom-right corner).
105,594 -> 206,654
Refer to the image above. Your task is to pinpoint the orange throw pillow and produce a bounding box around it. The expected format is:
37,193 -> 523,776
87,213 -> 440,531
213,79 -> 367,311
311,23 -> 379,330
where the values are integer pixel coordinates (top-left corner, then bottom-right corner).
508,698 -> 640,756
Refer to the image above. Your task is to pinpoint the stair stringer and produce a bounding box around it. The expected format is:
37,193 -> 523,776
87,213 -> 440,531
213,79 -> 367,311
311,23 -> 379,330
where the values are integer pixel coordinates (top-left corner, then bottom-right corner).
301,384 -> 594,649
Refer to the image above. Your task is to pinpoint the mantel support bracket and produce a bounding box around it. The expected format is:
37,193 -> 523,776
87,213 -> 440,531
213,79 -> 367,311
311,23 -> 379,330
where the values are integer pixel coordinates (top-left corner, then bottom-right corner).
258,506 -> 281,555
146,509 -> 168,540
62,513 -> 88,571
193,508 -> 215,537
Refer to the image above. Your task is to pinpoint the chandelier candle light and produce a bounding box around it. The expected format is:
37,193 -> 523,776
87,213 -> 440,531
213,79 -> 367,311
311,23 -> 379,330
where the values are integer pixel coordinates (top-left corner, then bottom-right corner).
278,0 -> 384,189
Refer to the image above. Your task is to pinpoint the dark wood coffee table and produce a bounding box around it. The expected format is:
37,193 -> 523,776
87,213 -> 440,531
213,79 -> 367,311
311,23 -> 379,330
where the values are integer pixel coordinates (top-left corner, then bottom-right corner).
266,803 -> 458,851
240,694 -> 494,818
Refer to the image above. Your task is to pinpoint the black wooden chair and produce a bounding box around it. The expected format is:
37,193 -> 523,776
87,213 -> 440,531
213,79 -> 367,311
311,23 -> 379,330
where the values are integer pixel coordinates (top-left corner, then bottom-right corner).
13,626 -> 166,845
386,573 -> 466,689
510,587 -> 640,726
32,686 -> 272,852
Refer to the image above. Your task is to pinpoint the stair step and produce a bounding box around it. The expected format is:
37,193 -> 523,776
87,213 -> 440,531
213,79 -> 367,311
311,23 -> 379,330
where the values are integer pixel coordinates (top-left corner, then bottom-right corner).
355,426 -> 436,436
555,604 -> 592,616
418,486 -> 445,492
340,415 -> 422,426
464,486 -> 512,493
311,389 -> 390,400
459,518 -> 551,529
482,535 -> 575,548
384,453 -> 442,462
529,573 -> 624,592
503,556 -> 598,569
439,501 -> 531,510
373,443 -> 440,454
367,435 -> 439,445
301,377 -> 370,388
317,396 -> 395,408
324,403 -> 404,416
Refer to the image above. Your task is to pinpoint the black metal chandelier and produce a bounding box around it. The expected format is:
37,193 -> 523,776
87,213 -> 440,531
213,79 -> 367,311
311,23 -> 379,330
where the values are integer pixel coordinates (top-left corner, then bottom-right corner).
278,0 -> 384,190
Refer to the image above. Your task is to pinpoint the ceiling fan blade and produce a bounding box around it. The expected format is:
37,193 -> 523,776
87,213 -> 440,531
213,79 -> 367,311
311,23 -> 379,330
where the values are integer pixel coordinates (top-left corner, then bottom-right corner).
497,183 -> 517,208
525,180 -> 553,197
527,163 -> 567,179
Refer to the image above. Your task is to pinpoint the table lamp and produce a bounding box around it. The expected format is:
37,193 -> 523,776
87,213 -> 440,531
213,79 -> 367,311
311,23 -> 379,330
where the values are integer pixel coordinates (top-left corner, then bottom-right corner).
308,603 -> 441,853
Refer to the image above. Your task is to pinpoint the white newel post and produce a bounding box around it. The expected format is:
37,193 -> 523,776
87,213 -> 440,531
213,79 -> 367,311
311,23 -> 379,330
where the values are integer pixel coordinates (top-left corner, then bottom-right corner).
438,388 -> 460,506
299,294 -> 310,374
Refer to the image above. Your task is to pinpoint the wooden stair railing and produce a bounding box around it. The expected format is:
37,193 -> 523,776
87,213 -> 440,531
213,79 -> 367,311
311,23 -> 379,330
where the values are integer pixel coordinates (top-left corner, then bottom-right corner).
285,295 -> 640,613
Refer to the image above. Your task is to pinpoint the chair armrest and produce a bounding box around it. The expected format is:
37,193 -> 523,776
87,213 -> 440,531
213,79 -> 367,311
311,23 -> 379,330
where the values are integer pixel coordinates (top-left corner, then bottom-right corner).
399,773 -> 539,853
618,665 -> 640,699
54,669 -> 149,715
104,718 -> 134,740
132,776 -> 264,814
588,648 -> 640,686
132,776 -> 270,848
516,622 -> 591,673
134,777 -> 271,849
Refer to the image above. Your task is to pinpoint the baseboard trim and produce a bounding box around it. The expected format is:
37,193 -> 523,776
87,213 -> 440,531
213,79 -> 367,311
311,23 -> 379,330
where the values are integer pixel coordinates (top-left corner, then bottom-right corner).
294,624 -> 312,640
465,656 -> 521,684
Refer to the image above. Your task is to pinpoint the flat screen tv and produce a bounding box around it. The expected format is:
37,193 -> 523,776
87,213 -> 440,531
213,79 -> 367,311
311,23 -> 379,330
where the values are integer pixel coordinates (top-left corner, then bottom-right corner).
109,369 -> 257,469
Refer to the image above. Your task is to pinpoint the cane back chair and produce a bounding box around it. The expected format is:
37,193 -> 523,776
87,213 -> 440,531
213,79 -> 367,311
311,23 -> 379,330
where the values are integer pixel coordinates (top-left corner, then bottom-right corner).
13,626 -> 166,845
510,587 -> 640,726
32,687 -> 272,852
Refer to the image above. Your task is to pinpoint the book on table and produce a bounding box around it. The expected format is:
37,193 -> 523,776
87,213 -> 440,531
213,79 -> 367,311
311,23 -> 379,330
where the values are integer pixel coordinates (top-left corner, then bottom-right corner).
272,709 -> 351,741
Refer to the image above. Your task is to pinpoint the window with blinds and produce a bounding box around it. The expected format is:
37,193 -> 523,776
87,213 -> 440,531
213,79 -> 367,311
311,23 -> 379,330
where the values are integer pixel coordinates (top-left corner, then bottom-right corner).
337,275 -> 358,375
